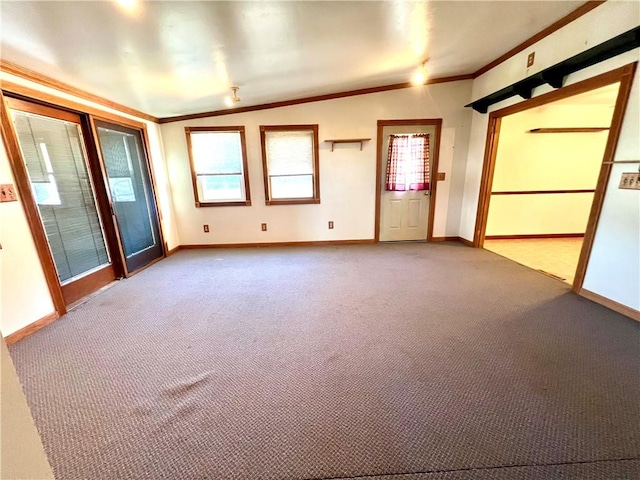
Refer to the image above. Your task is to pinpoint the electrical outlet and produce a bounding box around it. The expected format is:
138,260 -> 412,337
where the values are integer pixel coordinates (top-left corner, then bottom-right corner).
619,172 -> 640,190
527,52 -> 535,68
436,172 -> 446,181
0,184 -> 17,202
203,224 -> 209,233
261,223 -> 267,231
328,221 -> 334,229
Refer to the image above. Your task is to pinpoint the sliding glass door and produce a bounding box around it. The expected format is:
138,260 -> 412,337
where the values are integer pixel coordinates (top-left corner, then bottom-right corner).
8,99 -> 117,305
93,121 -> 163,273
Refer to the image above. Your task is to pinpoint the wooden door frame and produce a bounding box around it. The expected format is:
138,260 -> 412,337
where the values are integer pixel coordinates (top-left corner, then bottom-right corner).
473,62 -> 637,292
375,119 -> 443,242
89,116 -> 167,276
0,84 -> 168,319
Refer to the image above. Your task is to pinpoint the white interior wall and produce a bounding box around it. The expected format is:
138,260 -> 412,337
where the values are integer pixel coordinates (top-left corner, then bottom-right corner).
460,0 -> 640,310
0,72 -> 179,336
161,81 -> 473,245
486,103 -> 613,236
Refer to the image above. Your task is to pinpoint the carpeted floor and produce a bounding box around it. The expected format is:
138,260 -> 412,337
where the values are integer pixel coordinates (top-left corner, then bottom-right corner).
8,242 -> 640,479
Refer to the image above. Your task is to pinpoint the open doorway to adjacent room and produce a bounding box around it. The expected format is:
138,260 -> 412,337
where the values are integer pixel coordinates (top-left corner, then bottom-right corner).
480,82 -> 620,285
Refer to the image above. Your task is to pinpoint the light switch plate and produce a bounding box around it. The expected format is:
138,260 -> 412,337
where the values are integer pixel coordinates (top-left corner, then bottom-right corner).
436,172 -> 446,181
0,184 -> 17,202
619,172 -> 640,190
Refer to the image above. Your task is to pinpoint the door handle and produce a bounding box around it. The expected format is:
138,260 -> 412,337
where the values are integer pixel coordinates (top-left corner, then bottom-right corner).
425,191 -> 430,196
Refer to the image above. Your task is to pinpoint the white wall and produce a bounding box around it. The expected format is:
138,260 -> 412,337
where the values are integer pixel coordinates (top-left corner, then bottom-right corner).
0,72 -> 179,336
460,0 -> 640,310
161,81 -> 473,245
486,103 -> 613,236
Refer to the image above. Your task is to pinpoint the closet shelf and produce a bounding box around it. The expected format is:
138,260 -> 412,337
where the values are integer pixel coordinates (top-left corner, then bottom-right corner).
324,138 -> 371,152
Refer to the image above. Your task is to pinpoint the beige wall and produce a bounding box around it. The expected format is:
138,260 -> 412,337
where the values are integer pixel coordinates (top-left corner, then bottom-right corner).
160,81 -> 473,245
1,338 -> 54,479
486,103 -> 613,236
460,0 -> 640,310
0,72 -> 179,336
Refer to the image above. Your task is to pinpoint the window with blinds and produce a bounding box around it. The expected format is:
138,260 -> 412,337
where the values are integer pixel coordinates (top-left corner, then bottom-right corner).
185,126 -> 251,206
260,125 -> 320,205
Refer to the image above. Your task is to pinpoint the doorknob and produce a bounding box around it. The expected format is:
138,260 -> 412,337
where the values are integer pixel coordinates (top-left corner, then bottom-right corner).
425,191 -> 430,196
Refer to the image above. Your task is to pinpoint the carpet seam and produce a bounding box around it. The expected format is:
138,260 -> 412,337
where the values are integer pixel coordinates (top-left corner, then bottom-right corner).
308,456 -> 640,480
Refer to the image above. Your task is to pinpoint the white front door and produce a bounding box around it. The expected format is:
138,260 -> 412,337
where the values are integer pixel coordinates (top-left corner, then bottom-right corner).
379,125 -> 435,242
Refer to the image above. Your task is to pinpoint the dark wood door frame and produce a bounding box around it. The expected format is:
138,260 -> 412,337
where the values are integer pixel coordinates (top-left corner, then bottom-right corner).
375,119 -> 443,242
473,62 -> 637,293
89,116 -> 167,276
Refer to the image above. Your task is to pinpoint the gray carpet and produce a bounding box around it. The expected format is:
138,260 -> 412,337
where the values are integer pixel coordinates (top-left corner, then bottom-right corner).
8,242 -> 640,480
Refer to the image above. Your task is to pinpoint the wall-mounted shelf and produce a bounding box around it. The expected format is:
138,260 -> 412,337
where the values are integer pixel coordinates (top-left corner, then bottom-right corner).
466,26 -> 640,114
528,128 -> 609,133
324,138 -> 371,151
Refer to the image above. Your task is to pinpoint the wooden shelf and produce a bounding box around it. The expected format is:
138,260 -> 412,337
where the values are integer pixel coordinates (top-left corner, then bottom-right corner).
324,138 -> 371,151
528,128 -> 609,133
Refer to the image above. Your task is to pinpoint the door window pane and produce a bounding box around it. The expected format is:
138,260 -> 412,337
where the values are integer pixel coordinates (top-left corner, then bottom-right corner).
97,127 -> 156,259
12,111 -> 110,283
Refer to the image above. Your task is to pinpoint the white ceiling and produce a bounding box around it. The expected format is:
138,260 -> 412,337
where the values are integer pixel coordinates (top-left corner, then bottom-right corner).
1,1 -> 586,118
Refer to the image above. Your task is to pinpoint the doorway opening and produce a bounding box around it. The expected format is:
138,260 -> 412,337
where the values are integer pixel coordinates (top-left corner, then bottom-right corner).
484,83 -> 619,285
473,63 -> 636,291
375,119 -> 442,242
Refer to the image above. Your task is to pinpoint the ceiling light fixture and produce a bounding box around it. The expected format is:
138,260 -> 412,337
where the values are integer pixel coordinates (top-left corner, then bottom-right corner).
412,61 -> 428,86
224,86 -> 241,107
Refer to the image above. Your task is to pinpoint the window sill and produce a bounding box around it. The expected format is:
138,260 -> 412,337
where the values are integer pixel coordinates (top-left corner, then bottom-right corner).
266,198 -> 320,206
196,200 -> 252,207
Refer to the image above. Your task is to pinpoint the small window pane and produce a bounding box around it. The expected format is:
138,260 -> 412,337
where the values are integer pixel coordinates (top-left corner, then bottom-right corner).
198,174 -> 243,201
191,132 -> 243,174
270,175 -> 313,199
265,131 -> 314,176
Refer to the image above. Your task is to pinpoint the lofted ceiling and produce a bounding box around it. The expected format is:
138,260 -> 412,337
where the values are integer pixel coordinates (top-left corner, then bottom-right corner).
1,1 -> 587,118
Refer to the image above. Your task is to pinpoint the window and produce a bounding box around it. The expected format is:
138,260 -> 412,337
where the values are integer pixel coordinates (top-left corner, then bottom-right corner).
185,126 -> 251,206
385,134 -> 430,191
260,125 -> 320,205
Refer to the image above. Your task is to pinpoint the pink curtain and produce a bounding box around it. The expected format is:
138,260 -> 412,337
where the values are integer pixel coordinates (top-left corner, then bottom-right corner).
385,134 -> 430,191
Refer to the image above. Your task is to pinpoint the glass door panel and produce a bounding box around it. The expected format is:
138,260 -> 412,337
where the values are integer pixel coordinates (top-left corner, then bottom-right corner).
9,104 -> 116,305
94,121 -> 164,273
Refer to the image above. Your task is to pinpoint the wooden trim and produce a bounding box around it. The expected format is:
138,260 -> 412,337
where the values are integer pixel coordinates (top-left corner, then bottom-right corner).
573,62 -> 637,292
473,116 -> 502,247
374,119 -> 443,242
1,60 -> 158,123
5,97 -> 81,124
0,92 -> 67,316
528,127 -> 609,133
472,1 -> 606,78
158,74 -> 473,124
491,189 -> 596,195
458,237 -> 475,247
2,80 -> 148,130
430,236 -> 462,242
180,239 -> 375,249
485,233 -> 585,240
4,312 -> 60,345
61,264 -> 115,305
166,246 -> 180,256
579,288 -> 640,321
490,65 -> 631,118
260,124 -> 320,205
472,62 -> 637,295
185,126 -> 252,207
